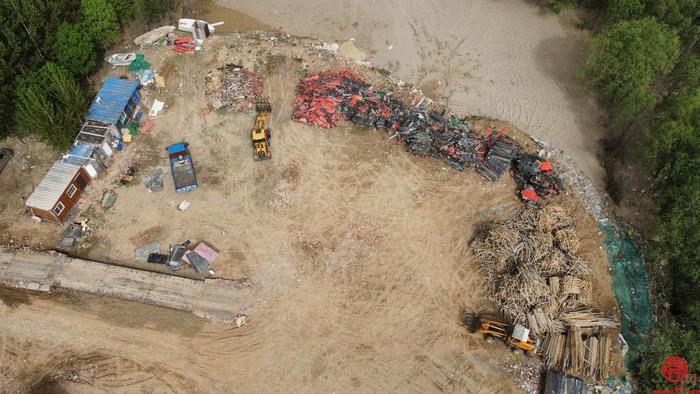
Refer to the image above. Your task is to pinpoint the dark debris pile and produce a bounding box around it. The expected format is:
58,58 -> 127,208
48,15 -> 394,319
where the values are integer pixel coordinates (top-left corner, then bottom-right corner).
292,70 -> 562,201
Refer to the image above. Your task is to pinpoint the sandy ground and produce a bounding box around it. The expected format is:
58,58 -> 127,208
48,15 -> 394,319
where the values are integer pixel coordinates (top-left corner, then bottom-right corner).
0,32 -> 619,392
0,139 -> 64,249
204,0 -> 607,189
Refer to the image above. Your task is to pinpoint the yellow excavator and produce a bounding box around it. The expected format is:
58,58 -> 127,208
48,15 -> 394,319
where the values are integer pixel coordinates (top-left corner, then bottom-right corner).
251,100 -> 272,161
464,314 -> 540,354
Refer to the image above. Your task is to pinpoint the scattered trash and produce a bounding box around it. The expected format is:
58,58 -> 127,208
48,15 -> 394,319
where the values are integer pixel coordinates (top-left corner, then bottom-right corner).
474,128 -> 520,181
128,54 -> 150,72
57,223 -> 83,250
205,64 -> 263,111
182,242 -> 218,274
140,120 -> 155,133
119,164 -> 140,186
168,240 -> 191,270
150,100 -> 166,117
172,36 -> 196,53
316,42 -> 339,54
134,242 -> 161,262
178,200 -> 190,211
133,26 -> 175,48
184,251 -> 209,273
161,62 -> 175,80
512,154 -> 564,204
147,253 -> 169,264
133,69 -> 157,87
235,315 -> 248,328
105,53 -> 136,66
155,75 -> 166,89
144,168 -> 164,192
101,189 -> 117,209
177,18 -> 224,33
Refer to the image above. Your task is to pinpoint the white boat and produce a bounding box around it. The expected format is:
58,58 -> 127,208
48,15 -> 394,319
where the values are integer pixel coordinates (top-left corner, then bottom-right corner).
104,53 -> 136,66
178,18 -> 224,33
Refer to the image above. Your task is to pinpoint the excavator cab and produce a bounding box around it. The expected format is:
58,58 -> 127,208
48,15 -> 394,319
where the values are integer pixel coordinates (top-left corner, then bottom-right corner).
251,100 -> 272,161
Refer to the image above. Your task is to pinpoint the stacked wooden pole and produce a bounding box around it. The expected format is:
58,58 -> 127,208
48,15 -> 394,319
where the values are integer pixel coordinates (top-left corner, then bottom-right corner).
471,204 -> 618,382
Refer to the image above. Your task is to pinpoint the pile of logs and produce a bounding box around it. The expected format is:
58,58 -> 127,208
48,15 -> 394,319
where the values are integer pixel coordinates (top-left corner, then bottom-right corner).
471,204 -> 618,382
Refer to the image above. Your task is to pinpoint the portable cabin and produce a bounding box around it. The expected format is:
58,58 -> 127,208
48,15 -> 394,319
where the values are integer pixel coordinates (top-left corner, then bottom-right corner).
64,120 -> 120,178
85,77 -> 141,131
25,161 -> 91,223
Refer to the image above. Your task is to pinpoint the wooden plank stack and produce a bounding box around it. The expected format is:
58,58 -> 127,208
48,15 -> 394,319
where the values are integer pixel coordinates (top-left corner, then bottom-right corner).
471,204 -> 619,382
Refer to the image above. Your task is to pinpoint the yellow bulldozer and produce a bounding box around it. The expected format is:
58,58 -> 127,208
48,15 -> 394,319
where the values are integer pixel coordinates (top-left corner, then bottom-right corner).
464,313 -> 540,354
251,100 -> 272,161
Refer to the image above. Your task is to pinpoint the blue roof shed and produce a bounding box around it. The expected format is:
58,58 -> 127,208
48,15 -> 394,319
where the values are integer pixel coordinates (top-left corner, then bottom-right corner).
85,77 -> 139,125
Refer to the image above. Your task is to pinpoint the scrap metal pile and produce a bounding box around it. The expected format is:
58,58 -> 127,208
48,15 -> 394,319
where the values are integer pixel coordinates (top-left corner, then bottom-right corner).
205,64 -> 263,111
292,71 -> 542,184
471,204 -> 618,381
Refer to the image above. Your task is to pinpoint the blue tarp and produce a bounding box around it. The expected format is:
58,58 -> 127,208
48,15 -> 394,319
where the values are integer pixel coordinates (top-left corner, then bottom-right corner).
85,77 -> 139,125
63,144 -> 96,167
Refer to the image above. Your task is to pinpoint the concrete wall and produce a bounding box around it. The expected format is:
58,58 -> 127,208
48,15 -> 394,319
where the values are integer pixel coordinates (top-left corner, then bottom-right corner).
0,249 -> 250,322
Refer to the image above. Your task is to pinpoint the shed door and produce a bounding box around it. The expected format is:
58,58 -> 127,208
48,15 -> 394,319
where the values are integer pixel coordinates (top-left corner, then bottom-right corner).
74,173 -> 88,189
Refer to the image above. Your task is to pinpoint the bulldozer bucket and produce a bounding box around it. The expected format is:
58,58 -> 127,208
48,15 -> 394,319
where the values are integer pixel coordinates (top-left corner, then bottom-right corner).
255,100 -> 272,113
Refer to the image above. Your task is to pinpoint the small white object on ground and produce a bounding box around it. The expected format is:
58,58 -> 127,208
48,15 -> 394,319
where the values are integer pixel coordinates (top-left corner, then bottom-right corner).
178,200 -> 190,211
150,100 -> 165,117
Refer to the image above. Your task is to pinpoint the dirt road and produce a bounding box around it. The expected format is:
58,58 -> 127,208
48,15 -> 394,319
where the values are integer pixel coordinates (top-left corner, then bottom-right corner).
209,0 -> 606,188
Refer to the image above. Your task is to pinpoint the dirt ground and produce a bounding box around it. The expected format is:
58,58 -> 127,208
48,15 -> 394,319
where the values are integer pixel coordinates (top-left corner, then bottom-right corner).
207,0 -> 607,188
0,29 -> 619,393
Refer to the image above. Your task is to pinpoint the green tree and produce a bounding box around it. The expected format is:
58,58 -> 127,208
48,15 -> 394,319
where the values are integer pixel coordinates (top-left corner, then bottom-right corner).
53,22 -> 96,78
607,0 -> 643,21
108,0 -> 134,28
80,0 -> 119,48
135,0 -> 175,24
636,321 -> 700,391
15,63 -> 86,150
0,0 -> 80,138
582,18 -> 681,103
643,0 -> 700,47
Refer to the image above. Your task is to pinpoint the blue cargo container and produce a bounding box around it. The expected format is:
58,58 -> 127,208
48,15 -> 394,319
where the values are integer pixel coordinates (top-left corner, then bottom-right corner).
166,142 -> 198,193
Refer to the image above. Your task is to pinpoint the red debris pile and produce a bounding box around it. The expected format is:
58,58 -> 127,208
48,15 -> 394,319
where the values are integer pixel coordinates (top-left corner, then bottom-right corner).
293,71 -> 363,128
205,64 -> 263,111
291,70 -> 563,202
172,36 -> 195,53
512,154 -> 564,205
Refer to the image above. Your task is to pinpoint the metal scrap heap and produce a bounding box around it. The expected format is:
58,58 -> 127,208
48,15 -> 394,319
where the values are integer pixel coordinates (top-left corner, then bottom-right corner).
292,71 -> 521,181
471,204 -> 618,382
205,64 -> 263,111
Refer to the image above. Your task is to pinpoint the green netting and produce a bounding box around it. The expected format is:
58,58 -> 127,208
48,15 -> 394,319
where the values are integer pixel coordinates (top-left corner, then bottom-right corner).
600,223 -> 652,369
128,54 -> 150,72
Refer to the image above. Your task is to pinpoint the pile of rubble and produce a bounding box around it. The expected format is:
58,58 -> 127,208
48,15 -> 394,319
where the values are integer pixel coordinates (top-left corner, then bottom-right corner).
471,204 -> 618,381
512,154 -> 565,205
292,71 -> 523,182
205,64 -> 263,111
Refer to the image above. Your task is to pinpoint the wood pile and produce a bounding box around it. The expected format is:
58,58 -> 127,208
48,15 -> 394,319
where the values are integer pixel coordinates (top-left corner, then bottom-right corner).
471,204 -> 618,382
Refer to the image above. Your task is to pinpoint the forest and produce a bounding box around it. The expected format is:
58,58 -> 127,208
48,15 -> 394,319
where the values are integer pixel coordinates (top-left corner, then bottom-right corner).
0,0 -> 176,149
